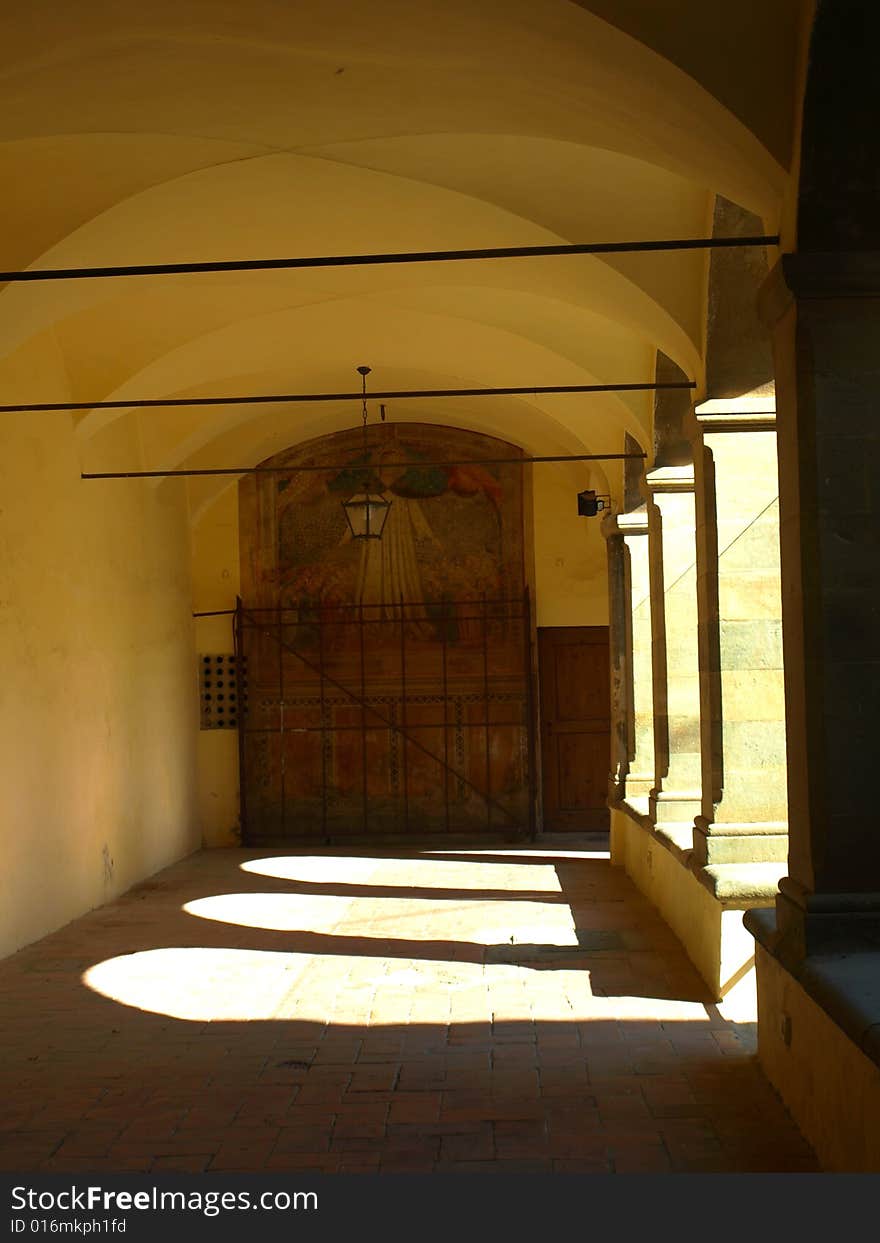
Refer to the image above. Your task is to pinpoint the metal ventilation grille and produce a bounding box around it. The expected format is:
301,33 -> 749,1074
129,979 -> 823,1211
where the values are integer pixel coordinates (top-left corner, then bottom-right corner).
199,654 -> 245,729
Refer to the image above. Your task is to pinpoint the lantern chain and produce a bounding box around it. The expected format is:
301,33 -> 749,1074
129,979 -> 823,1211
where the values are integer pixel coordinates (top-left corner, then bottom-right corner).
357,365 -> 371,458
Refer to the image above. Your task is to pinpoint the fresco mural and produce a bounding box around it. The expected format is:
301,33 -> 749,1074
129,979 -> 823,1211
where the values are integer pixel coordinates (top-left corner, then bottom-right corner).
238,423 -> 532,839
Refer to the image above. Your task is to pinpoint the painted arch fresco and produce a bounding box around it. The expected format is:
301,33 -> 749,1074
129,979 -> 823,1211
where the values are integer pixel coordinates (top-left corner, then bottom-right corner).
238,425 -> 532,839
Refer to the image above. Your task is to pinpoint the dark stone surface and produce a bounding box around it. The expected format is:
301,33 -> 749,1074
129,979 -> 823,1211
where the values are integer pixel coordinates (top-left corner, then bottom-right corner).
653,351 -> 692,467
624,432 -> 645,512
762,255 -> 880,903
705,197 -> 774,400
799,0 -> 880,252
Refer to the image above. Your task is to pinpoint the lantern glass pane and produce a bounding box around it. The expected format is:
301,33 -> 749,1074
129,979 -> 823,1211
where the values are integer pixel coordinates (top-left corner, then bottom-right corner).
342,493 -> 390,539
367,498 -> 390,537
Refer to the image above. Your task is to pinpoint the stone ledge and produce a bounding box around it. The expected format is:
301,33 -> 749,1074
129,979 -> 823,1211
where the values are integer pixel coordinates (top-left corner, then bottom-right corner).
616,799 -> 783,909
616,797 -> 652,828
746,908 -> 880,1071
696,862 -> 785,906
617,800 -> 693,864
653,823 -> 694,863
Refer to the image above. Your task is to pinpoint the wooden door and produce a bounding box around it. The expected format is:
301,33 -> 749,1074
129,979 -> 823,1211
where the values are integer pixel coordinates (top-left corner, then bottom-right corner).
538,627 -> 610,831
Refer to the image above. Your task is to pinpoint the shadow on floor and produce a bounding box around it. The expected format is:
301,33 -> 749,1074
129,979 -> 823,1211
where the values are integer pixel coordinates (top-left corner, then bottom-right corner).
0,845 -> 819,1174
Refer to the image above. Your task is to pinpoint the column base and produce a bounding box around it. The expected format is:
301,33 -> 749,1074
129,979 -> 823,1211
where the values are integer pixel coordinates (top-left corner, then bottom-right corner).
650,788 -> 701,826
692,818 -> 788,865
769,880 -> 880,964
620,772 -> 654,807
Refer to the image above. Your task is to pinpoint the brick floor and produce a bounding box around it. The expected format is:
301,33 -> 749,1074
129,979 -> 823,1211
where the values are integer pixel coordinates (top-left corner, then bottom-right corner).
0,842 -> 818,1173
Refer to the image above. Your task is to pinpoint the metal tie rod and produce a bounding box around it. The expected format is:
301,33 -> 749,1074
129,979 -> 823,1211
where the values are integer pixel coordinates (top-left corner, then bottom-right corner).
0,235 -> 779,283
82,450 -> 646,480
0,379 -> 694,415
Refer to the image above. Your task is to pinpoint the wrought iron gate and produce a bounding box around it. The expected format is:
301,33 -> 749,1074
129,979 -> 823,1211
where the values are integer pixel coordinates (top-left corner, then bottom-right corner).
234,592 -> 536,842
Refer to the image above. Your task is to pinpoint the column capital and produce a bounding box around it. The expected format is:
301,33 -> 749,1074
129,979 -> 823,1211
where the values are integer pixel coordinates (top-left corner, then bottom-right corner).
615,507 -> 649,536
644,464 -> 694,494
600,511 -> 623,540
760,251 -> 880,329
694,396 -> 776,435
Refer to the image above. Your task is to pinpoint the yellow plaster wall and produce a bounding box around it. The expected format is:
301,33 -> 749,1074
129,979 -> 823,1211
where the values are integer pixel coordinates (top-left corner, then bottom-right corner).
754,945 -> 880,1171
532,465 -> 609,627
0,338 -> 200,960
190,485 -> 241,848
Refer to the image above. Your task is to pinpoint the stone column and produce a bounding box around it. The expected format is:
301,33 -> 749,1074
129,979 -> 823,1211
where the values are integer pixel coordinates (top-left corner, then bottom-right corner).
616,508 -> 654,806
759,253 -> 880,960
601,514 -> 629,805
645,466 -> 702,831
690,401 -> 789,873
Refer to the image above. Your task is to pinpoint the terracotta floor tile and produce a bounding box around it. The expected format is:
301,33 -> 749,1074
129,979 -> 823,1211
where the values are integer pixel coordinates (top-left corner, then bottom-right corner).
389,1097 -> 442,1123
152,1155 -> 212,1172
613,1150 -> 673,1173
0,842 -> 818,1173
439,1130 -> 495,1162
273,1128 -> 332,1153
332,1120 -> 386,1139
552,1157 -> 612,1173
208,1137 -> 277,1169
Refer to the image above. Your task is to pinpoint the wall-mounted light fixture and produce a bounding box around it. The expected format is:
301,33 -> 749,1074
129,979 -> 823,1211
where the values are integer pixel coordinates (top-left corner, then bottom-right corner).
341,365 -> 392,540
576,489 -> 611,517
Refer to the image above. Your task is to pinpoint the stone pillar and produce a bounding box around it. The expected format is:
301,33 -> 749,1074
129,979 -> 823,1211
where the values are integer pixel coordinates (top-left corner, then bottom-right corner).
616,508 -> 654,806
601,514 -> 629,805
759,253 -> 880,959
690,401 -> 789,872
645,466 -> 702,831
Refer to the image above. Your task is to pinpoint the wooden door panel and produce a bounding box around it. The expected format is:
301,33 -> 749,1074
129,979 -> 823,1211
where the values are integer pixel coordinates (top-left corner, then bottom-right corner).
555,732 -> 606,809
553,642 -> 610,722
539,626 -> 610,832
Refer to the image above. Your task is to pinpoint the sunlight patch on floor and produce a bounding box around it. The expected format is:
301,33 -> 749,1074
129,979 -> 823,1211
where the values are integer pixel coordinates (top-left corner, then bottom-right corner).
241,854 -> 564,891
81,942 -> 737,1027
83,947 -> 313,1021
183,892 -> 356,933
422,849 -> 610,860
185,890 -> 578,945
82,849 -> 756,1027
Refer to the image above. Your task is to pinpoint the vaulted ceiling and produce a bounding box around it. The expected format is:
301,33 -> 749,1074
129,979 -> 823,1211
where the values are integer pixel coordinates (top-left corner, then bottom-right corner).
0,0 -> 808,513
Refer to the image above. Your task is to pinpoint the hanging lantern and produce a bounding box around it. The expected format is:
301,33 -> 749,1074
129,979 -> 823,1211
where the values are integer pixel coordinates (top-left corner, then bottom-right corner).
342,491 -> 392,539
343,365 -> 392,539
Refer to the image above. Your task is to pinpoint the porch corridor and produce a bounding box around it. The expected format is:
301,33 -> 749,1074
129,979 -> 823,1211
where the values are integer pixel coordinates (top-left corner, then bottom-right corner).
0,844 -> 817,1174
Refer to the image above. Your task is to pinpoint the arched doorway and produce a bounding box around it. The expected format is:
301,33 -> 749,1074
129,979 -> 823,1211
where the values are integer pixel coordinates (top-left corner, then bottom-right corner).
235,422 -> 537,841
